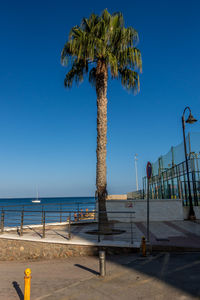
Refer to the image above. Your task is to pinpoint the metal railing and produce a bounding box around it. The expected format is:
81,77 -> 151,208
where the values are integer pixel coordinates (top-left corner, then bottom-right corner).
0,208 -> 95,236
0,208 -> 137,245
0,200 -> 95,228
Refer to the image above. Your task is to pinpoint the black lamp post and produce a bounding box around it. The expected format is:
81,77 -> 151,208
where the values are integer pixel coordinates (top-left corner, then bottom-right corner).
182,106 -> 197,219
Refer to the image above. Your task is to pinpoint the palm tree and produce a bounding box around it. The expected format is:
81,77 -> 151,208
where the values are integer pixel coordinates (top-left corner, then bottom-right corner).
61,9 -> 142,231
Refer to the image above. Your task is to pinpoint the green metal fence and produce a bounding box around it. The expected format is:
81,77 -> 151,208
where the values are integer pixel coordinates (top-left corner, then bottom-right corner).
143,132 -> 200,206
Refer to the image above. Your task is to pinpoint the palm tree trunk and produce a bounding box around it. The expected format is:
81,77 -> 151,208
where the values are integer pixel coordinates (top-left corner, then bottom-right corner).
96,59 -> 108,232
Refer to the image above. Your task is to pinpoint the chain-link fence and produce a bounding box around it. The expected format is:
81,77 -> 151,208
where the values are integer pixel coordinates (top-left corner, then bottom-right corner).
143,132 -> 200,205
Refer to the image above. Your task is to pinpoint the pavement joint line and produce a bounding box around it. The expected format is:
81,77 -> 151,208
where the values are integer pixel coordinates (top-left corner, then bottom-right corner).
34,274 -> 95,300
167,260 -> 200,275
140,253 -> 164,265
160,253 -> 170,278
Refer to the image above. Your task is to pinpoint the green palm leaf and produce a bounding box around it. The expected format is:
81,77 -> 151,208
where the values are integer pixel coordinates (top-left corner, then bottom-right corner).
61,9 -> 142,91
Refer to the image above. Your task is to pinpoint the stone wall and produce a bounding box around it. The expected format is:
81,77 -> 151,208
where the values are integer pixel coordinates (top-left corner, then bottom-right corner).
0,239 -> 98,261
0,238 -> 136,261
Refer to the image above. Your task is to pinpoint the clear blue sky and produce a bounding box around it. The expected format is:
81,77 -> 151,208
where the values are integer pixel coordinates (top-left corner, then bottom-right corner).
0,0 -> 199,197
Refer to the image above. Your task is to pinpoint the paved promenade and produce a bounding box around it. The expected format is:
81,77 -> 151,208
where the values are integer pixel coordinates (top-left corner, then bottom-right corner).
1,220 -> 200,250
1,252 -> 200,299
0,220 -> 200,299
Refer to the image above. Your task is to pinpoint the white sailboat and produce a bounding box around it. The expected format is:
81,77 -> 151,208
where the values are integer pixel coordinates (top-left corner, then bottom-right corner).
32,191 -> 41,203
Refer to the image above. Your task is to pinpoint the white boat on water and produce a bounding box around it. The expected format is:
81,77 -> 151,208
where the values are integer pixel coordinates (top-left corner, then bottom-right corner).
32,191 -> 41,203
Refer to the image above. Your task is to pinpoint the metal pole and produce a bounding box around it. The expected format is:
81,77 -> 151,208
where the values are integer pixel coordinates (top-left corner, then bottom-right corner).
177,165 -> 182,199
1,209 -> 4,234
41,206 -> 44,225
147,178 -> 150,243
142,177 -> 145,199
99,251 -> 106,277
171,147 -> 175,198
68,213 -> 71,240
196,154 -> 200,180
42,211 -> 45,238
60,203 -> 62,223
182,115 -> 195,218
190,153 -> 198,206
20,210 -> 24,236
196,154 -> 200,203
183,162 -> 188,206
159,157 -> 164,198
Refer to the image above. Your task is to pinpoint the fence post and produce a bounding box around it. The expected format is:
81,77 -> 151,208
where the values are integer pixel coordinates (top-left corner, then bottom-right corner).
1,209 -> 4,234
60,204 -> 62,223
41,206 -> 44,225
68,213 -> 71,240
130,213 -> 133,244
24,268 -> 31,300
20,210 -> 24,236
42,211 -> 45,238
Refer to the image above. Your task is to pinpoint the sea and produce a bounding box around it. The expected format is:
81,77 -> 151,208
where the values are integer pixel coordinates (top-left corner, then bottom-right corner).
0,197 -> 96,228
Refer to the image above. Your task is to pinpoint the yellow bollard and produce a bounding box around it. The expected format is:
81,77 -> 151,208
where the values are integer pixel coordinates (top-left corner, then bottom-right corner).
24,268 -> 31,300
141,236 -> 146,257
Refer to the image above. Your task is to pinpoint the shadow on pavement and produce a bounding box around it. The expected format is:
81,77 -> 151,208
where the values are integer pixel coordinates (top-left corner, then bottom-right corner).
107,252 -> 200,298
74,264 -> 99,275
12,281 -> 23,300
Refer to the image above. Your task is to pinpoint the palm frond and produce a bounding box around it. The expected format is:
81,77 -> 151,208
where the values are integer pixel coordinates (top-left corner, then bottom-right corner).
116,47 -> 142,72
61,9 -> 142,92
119,68 -> 140,93
64,59 -> 88,88
89,67 -> 96,87
106,50 -> 118,77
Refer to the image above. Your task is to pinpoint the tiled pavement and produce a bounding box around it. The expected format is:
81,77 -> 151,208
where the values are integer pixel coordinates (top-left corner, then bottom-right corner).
1,220 -> 200,249
1,252 -> 200,299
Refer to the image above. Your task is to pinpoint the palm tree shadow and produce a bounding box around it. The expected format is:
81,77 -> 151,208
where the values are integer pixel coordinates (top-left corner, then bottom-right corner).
74,264 -> 99,275
12,281 -> 24,300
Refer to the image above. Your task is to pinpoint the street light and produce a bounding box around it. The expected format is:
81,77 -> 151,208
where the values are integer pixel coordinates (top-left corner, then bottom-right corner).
182,106 -> 197,219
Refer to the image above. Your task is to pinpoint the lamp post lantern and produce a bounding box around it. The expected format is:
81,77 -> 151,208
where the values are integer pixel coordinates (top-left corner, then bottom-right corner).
182,106 -> 197,219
